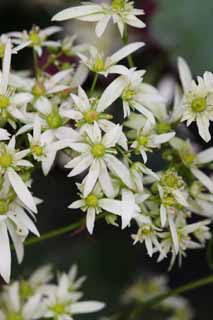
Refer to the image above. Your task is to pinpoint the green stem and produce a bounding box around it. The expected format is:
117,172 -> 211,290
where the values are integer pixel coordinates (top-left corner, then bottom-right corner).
90,73 -> 98,96
33,50 -> 39,79
129,275 -> 213,319
23,213 -> 105,248
123,25 -> 134,68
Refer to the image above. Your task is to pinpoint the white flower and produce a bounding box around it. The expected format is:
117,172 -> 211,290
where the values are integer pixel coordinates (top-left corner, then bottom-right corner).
0,136 -> 37,213
64,81 -> 128,149
9,26 -> 62,56
117,68 -> 165,121
178,57 -> 213,142
0,180 -> 39,283
69,183 -> 123,234
66,122 -> 133,197
52,0 -> 145,38
132,214 -> 162,257
158,220 -> 211,268
18,97 -> 78,143
0,40 -> 33,127
28,117 -> 71,175
131,121 -> 175,163
43,273 -> 105,320
78,42 -> 144,76
170,137 -> 213,193
28,69 -> 72,99
0,281 -> 44,319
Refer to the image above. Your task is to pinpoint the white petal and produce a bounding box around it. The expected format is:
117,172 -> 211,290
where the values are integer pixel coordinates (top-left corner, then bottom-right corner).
52,5 -> 102,21
98,160 -> 114,198
168,215 -> 179,254
7,222 -> 24,264
71,301 -> 105,314
7,168 -> 37,213
83,160 -> 100,197
102,125 -> 122,148
178,57 -> 192,92
197,116 -> 211,142
99,199 -> 122,215
86,208 -> 96,234
191,168 -> 213,193
197,148 -> 213,164
95,15 -> 111,38
110,42 -> 144,65
0,40 -> 11,94
105,154 -> 133,189
96,76 -> 126,112
0,223 -> 11,283
160,204 -> 167,227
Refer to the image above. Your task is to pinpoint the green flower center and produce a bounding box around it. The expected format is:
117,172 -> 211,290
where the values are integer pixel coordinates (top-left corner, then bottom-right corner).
163,173 -> 180,189
122,88 -> 135,101
0,43 -> 5,58
20,281 -> 33,300
162,195 -> 176,207
0,153 -> 13,168
182,152 -> 195,166
32,82 -> 46,97
29,30 -> 42,46
0,199 -> 8,215
51,303 -> 66,315
85,194 -> 98,207
156,122 -> 171,134
84,110 -> 99,124
93,57 -> 105,72
31,144 -> 44,157
112,0 -> 125,10
7,312 -> 23,320
140,224 -> 152,236
137,136 -> 148,146
46,112 -> 63,129
0,95 -> 10,109
91,143 -> 106,158
191,97 -> 207,113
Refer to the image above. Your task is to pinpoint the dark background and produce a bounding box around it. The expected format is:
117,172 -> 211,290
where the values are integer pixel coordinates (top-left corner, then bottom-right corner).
1,0 -> 213,319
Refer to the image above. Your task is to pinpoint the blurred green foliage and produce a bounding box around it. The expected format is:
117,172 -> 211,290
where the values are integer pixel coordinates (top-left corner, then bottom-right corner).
151,0 -> 213,74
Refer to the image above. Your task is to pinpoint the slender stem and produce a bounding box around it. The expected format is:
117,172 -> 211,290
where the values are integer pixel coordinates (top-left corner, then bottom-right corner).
123,26 -> 134,68
129,275 -> 213,319
90,73 -> 98,96
33,50 -> 39,79
23,213 -> 105,248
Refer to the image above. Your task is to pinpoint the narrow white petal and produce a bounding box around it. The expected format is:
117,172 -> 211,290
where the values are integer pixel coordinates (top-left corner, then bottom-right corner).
52,5 -> 102,21
110,42 -> 144,65
86,208 -> 96,234
98,160 -> 114,198
197,148 -> 213,164
160,204 -> 167,227
0,223 -> 11,283
192,168 -> 213,193
178,57 -> 193,92
71,301 -> 105,314
97,76 -> 127,112
105,154 -> 133,189
95,15 -> 111,38
7,168 -> 37,213
0,40 -> 11,94
83,160 -> 100,197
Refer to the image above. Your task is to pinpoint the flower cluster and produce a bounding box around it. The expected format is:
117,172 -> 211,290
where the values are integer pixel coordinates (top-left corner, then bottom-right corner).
0,264 -> 105,320
121,274 -> 194,320
0,0 -> 212,283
